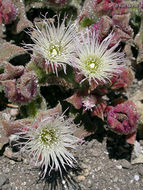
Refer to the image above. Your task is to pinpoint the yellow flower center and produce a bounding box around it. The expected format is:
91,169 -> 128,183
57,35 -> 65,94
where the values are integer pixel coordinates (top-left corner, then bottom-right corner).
40,128 -> 58,145
83,55 -> 102,74
48,43 -> 63,60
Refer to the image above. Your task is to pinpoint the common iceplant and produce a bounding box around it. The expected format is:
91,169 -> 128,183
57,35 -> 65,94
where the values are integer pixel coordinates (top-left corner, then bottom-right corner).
0,0 -> 141,184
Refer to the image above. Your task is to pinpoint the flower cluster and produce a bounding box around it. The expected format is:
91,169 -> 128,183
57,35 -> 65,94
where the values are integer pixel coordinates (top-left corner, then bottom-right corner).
25,18 -> 124,87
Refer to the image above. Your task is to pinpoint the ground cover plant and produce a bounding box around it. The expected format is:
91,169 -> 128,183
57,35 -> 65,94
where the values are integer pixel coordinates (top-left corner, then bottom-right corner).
0,0 -> 143,189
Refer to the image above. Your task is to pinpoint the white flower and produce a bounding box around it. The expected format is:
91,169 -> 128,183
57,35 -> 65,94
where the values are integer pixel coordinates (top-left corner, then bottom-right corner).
73,29 -> 124,84
24,16 -> 77,75
16,111 -> 80,178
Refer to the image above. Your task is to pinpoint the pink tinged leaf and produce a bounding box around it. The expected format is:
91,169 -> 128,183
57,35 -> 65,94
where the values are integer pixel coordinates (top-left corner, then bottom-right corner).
89,79 -> 105,92
79,0 -> 95,22
66,92 -> 82,109
0,42 -> 27,65
45,76 -> 74,90
126,131 -> 136,144
107,101 -> 140,135
90,16 -> 113,42
5,62 -> 24,78
48,102 -> 62,115
95,86 -> 108,96
91,100 -> 107,120
94,0 -> 128,16
134,27 -> 143,64
112,14 -> 133,37
17,72 -> 38,100
102,0 -> 114,12
1,71 -> 38,104
97,16 -> 112,38
78,9 -> 89,23
111,68 -> 134,90
109,28 -> 133,47
13,0 -> 33,34
73,125 -> 94,139
0,62 -> 24,81
105,106 -> 113,116
1,119 -> 32,137
1,79 -> 17,100
74,69 -> 85,84
32,103 -> 62,129
90,13 -> 133,47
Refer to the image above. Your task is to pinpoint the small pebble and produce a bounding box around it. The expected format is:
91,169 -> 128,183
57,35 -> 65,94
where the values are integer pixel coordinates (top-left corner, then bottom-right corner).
134,175 -> 139,181
121,160 -> 131,169
9,160 -> 15,165
4,147 -> 13,159
77,175 -> 86,181
116,165 -> 122,169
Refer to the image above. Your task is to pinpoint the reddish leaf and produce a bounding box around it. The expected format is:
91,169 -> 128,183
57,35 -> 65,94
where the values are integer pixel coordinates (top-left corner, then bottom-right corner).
0,42 -> 26,65
126,131 -> 136,144
91,100 -> 107,120
66,92 -> 82,109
